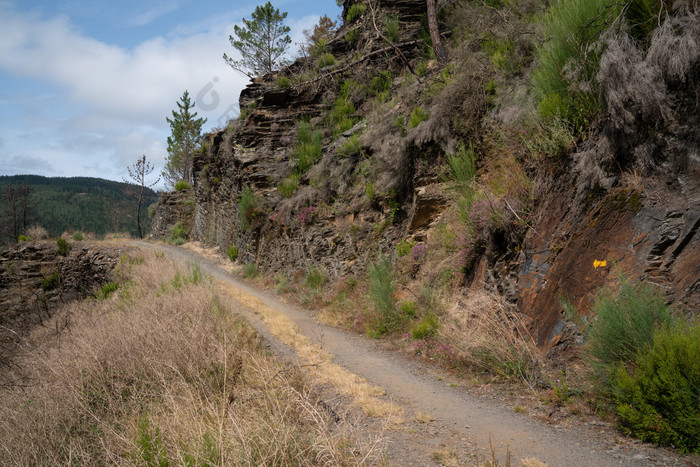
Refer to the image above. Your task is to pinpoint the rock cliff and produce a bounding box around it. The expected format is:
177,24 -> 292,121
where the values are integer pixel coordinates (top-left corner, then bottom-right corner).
152,0 -> 699,347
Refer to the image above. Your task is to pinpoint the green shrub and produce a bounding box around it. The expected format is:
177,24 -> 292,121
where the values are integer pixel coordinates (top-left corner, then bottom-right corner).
292,122 -> 323,173
612,320 -> 700,453
277,174 -> 300,198
408,106 -> 430,128
174,180 -> 191,191
96,282 -> 119,299
315,53 -> 336,69
72,231 -> 84,241
239,100 -> 257,120
339,135 -> 362,157
586,277 -> 671,383
400,300 -> 417,317
396,239 -> 415,257
56,237 -> 72,257
148,203 -> 157,219
344,29 -> 359,44
366,256 -> 405,336
383,14 -> 400,42
531,0 -> 660,125
365,182 -> 375,202
445,143 -> 477,225
169,221 -> 188,244
276,76 -> 291,88
305,267 -> 326,290
227,245 -> 238,262
411,313 -> 440,340
238,187 -> 258,231
482,35 -> 517,73
242,263 -> 257,278
346,3 -> 366,22
18,235 -> 30,242
42,271 -> 60,291
329,96 -> 357,136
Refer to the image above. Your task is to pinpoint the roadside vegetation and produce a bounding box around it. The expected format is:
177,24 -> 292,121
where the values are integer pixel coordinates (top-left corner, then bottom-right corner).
0,250 -> 376,464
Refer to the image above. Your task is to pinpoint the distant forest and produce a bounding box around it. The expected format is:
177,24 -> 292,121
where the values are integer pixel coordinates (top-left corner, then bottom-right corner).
0,175 -> 159,243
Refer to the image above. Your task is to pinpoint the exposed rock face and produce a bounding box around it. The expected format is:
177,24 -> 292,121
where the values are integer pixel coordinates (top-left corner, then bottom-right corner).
0,241 -> 125,359
150,190 -> 195,239
150,0 -> 700,350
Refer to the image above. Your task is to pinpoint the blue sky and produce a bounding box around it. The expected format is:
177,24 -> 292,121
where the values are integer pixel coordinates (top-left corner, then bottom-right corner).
0,0 -> 341,188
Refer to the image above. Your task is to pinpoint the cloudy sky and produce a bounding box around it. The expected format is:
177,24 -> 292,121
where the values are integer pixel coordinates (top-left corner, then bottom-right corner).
0,0 -> 341,188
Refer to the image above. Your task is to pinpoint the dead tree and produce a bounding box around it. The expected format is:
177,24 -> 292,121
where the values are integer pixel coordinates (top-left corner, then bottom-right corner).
125,155 -> 160,239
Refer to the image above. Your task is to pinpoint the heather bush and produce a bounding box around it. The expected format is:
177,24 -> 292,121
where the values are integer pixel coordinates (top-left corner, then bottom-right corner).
612,320 -> 700,453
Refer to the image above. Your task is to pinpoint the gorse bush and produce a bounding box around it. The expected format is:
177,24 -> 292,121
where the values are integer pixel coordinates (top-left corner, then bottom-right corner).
56,237 -> 71,256
227,245 -> 238,262
383,14 -> 400,42
366,256 -> 406,336
277,173 -> 300,197
238,187 -> 258,231
42,271 -> 60,291
532,0 -> 663,126
346,3 -> 366,22
586,276 -> 671,383
174,180 -> 191,191
408,106 -> 430,128
612,320 -> 700,453
292,122 -> 323,174
168,221 -> 187,245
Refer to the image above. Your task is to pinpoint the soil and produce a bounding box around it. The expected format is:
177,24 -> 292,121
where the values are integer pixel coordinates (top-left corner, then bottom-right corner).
135,241 -> 700,467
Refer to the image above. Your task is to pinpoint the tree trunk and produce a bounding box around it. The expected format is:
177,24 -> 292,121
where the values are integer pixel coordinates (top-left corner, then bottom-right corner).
137,184 -> 144,239
426,0 -> 448,65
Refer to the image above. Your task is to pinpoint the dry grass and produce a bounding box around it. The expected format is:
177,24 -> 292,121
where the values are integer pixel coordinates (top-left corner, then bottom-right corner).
0,250 -> 378,465
439,289 -> 540,388
217,282 -> 404,420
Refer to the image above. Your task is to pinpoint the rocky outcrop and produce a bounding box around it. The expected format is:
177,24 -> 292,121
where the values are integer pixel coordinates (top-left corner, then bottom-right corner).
150,189 -> 195,239
0,241 -> 125,336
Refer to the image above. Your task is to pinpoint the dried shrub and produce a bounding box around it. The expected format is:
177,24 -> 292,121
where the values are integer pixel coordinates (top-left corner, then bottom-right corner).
439,290 -> 539,385
0,251 -> 373,465
26,224 -> 48,240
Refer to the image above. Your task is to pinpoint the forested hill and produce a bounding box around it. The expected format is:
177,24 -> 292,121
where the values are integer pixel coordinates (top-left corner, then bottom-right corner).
0,175 -> 159,241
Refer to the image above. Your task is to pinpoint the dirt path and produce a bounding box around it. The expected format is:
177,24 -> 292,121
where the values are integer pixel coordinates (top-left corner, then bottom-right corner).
135,242 -> 693,466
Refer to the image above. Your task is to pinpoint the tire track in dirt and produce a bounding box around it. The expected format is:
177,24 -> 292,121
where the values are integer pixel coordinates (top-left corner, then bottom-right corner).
135,241 -> 690,466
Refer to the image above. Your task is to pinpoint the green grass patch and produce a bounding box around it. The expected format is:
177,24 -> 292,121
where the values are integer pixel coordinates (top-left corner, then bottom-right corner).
292,122 -> 323,174
277,174 -> 300,198
174,180 -> 191,191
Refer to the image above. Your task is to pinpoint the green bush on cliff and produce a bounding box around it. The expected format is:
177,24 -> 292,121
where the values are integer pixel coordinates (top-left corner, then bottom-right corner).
227,245 -> 238,262
291,122 -> 323,174
56,237 -> 71,256
174,180 -> 191,192
238,187 -> 259,231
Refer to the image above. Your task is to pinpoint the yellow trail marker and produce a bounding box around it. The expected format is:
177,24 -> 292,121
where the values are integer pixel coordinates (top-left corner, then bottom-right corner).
593,260 -> 607,269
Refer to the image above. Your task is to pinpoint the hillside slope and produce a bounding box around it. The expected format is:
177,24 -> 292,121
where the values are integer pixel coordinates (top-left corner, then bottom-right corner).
152,0 -> 699,345
0,175 -> 158,241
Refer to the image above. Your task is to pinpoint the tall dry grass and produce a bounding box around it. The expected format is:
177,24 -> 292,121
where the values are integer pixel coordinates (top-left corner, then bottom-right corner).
439,289 -> 540,388
0,250 -> 375,465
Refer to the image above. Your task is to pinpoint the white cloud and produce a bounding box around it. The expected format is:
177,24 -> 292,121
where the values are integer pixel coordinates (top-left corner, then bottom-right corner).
0,3 -> 319,186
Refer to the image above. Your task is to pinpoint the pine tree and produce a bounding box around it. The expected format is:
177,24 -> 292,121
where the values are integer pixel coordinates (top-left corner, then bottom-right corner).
126,155 -> 160,239
223,2 -> 291,78
163,91 -> 206,188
